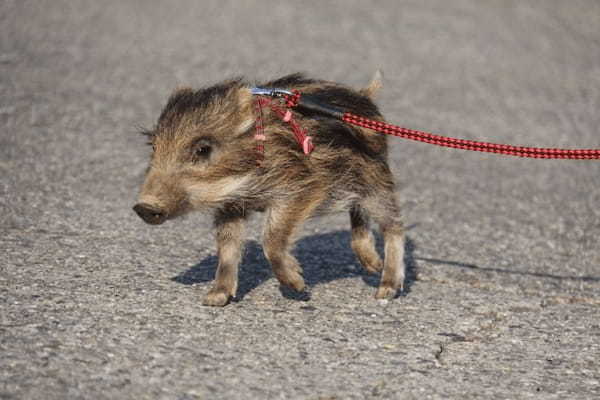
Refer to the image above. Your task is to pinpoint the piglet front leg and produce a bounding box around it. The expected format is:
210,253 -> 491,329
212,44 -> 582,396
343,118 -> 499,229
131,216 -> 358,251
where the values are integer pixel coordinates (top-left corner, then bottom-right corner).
262,193 -> 324,292
202,206 -> 247,307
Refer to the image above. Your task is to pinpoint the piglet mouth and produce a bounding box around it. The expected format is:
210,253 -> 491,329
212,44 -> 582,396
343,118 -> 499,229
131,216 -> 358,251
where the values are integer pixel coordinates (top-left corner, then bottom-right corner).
132,203 -> 168,225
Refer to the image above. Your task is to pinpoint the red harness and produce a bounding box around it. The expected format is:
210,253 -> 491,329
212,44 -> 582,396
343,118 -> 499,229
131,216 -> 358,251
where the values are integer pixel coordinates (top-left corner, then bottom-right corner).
253,93 -> 313,165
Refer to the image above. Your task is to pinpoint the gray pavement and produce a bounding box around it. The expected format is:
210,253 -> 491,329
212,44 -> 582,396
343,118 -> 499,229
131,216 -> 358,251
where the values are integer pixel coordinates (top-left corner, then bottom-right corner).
1,1 -> 600,398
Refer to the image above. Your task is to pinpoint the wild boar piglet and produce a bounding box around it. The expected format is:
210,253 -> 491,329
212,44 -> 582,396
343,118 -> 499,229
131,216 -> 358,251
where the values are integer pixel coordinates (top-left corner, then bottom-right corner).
133,73 -> 405,306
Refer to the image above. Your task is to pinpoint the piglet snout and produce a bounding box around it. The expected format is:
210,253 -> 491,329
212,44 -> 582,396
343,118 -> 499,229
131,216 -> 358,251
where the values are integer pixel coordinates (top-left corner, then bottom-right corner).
133,203 -> 167,225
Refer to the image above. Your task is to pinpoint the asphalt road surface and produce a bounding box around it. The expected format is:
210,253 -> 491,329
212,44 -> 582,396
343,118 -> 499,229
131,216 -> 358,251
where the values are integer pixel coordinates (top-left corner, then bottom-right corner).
2,1 -> 600,399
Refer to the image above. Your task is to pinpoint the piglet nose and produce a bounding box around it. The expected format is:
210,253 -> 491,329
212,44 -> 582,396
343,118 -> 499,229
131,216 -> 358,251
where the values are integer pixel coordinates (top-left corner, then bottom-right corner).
133,203 -> 167,225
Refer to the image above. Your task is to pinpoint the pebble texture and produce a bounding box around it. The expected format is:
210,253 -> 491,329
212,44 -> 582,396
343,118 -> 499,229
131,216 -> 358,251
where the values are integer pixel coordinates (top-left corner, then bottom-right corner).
1,1 -> 600,398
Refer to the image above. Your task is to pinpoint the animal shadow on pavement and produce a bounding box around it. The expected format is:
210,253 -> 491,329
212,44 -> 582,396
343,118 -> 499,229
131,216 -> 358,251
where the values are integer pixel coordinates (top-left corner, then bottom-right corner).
171,230 -> 417,302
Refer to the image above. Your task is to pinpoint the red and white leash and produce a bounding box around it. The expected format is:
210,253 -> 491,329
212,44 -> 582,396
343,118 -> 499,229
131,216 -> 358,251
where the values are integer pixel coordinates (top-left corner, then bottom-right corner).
251,87 -> 600,160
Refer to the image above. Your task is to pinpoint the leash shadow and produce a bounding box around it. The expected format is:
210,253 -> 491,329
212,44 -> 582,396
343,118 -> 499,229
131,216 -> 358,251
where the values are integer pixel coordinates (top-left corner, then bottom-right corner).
171,230 -> 418,302
417,256 -> 600,282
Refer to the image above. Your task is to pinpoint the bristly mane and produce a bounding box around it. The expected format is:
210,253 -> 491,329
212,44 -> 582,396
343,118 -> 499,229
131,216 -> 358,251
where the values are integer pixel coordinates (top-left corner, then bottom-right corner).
158,78 -> 244,124
260,73 -> 319,89
158,73 -> 319,124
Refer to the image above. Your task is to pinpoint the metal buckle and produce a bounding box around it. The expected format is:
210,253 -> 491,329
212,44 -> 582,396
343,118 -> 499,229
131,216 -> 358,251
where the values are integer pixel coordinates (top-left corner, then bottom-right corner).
250,87 -> 293,97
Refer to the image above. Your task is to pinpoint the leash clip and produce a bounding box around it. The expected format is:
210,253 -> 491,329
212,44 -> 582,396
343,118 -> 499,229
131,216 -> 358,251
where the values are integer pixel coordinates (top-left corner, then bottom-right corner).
251,87 -> 293,98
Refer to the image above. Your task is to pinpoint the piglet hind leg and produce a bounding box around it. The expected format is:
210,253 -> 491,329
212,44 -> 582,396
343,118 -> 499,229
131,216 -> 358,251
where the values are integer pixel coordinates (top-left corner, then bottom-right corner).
376,222 -> 405,299
362,193 -> 406,299
202,206 -> 247,307
263,194 -> 323,293
349,204 -> 383,274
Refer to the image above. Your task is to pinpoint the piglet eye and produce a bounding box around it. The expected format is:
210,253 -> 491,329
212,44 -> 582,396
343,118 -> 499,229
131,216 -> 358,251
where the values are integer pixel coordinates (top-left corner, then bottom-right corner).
195,145 -> 211,158
192,139 -> 213,161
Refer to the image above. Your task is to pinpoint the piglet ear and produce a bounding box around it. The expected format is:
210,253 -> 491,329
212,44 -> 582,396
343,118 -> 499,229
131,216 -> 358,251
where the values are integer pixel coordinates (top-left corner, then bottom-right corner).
235,87 -> 255,135
237,87 -> 253,109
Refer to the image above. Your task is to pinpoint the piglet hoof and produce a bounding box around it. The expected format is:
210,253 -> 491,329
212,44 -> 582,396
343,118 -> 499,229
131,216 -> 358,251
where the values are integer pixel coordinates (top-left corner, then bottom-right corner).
284,275 -> 306,292
202,287 -> 232,307
375,285 -> 397,300
276,270 -> 305,292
